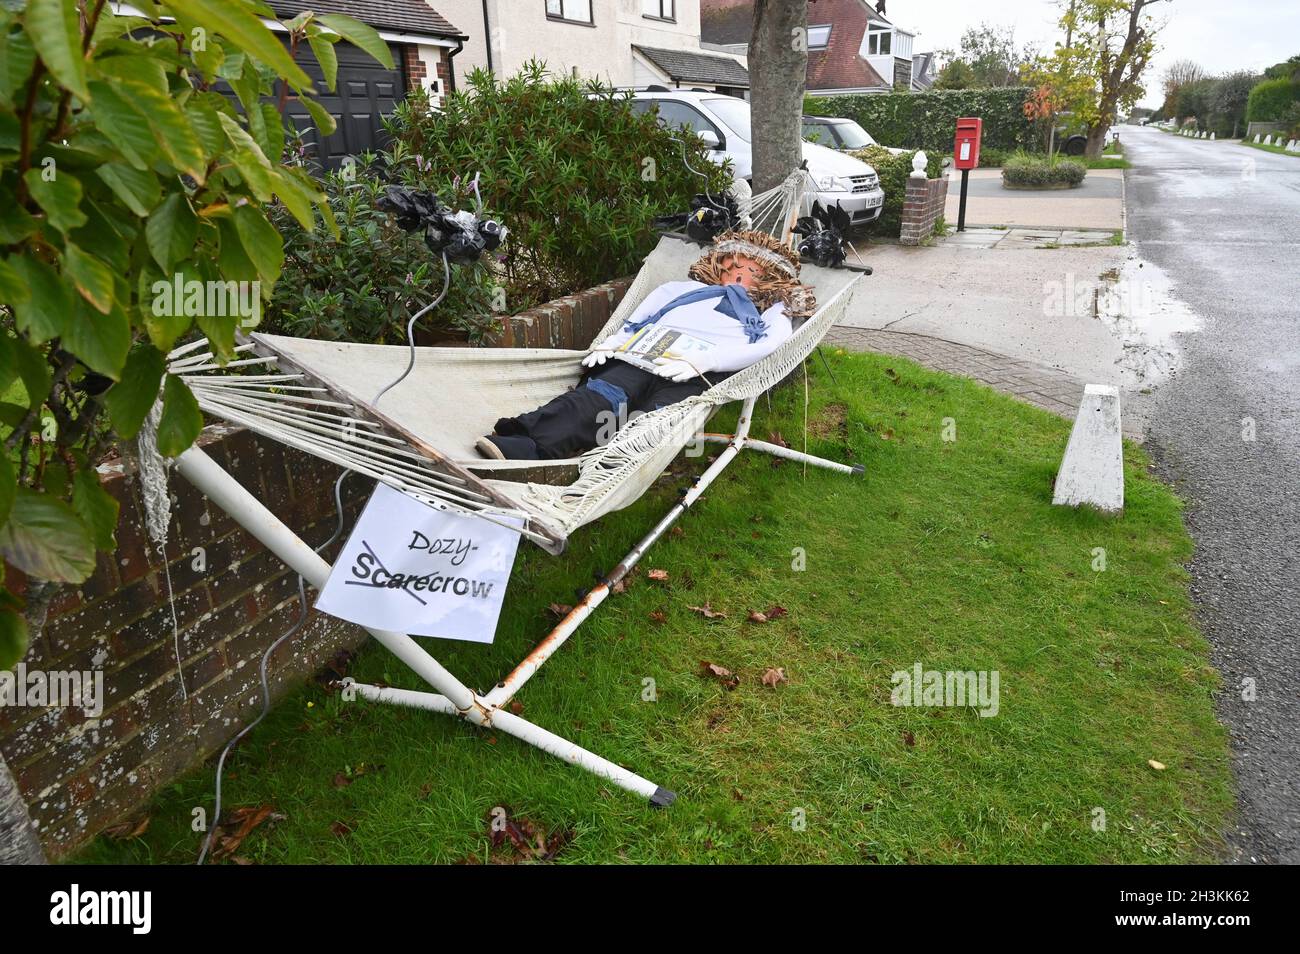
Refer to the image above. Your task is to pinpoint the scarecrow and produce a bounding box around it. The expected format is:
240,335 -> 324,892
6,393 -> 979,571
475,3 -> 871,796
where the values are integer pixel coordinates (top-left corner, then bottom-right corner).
478,229 -> 817,461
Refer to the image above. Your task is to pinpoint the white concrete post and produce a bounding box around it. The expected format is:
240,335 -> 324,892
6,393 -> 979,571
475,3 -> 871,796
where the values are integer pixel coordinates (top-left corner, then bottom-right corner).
1053,385 -> 1124,514
909,150 -> 928,179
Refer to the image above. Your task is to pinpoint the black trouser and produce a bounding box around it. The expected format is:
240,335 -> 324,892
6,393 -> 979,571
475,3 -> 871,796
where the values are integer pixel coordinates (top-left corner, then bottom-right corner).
494,360 -> 711,460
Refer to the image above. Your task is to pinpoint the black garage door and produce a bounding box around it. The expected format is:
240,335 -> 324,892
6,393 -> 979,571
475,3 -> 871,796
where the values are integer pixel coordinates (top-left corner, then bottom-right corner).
282,40 -> 406,171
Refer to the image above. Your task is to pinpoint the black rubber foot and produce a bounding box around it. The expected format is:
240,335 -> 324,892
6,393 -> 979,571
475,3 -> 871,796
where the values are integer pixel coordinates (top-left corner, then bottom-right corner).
851,464 -> 865,475
649,786 -> 677,808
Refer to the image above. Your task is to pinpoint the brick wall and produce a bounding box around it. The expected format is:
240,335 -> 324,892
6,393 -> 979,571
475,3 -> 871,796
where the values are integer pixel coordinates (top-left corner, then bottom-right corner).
1,279 -> 633,858
899,175 -> 948,246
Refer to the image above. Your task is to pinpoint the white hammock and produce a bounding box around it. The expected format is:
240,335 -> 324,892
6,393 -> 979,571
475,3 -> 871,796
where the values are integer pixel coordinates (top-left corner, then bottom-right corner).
171,173 -> 866,554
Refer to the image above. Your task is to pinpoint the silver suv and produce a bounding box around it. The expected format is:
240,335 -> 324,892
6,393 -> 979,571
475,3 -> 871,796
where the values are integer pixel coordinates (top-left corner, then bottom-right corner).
629,89 -> 886,226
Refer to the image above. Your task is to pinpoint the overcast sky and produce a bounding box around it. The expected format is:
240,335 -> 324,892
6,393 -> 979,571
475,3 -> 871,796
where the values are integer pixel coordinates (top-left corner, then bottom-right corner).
886,0 -> 1299,107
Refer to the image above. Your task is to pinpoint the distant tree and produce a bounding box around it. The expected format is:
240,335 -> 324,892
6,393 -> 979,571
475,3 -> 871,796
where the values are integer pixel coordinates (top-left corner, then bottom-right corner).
957,23 -> 1037,87
1209,71 -> 1261,137
1025,0 -> 1166,158
1262,56 -> 1300,82
935,58 -> 977,90
1162,58 -> 1206,101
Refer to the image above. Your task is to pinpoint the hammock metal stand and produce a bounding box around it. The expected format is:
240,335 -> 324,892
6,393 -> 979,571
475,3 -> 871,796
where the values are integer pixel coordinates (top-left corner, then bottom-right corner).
173,387 -> 860,805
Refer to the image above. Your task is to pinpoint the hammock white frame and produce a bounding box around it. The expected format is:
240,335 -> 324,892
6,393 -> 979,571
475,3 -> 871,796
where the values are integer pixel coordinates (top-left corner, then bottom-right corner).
170,186 -> 870,803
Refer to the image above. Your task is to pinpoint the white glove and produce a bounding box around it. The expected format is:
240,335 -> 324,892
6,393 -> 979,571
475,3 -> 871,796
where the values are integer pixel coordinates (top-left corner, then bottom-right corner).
582,348 -> 614,368
652,356 -> 711,383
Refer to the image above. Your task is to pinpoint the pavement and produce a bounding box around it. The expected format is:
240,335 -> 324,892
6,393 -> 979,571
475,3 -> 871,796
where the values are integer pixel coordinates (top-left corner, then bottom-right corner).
943,167 -> 1125,230
942,227 -> 1120,249
1122,125 -> 1300,865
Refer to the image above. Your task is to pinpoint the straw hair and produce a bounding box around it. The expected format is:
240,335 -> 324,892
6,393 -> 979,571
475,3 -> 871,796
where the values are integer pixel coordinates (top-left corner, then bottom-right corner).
688,229 -> 817,318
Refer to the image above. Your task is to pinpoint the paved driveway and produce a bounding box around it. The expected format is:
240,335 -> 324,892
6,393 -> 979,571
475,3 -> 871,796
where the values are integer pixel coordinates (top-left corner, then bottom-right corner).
943,167 -> 1125,230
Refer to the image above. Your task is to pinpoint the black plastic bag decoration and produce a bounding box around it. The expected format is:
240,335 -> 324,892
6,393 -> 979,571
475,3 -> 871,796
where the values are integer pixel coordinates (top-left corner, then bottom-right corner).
791,200 -> 852,269
654,192 -> 741,243
377,186 -> 505,264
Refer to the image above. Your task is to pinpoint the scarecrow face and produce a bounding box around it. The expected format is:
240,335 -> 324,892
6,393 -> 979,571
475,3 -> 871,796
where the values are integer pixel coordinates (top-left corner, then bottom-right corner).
715,252 -> 765,291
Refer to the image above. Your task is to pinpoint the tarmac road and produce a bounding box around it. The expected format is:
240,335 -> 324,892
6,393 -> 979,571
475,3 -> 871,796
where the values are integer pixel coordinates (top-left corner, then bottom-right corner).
1124,126 -> 1300,863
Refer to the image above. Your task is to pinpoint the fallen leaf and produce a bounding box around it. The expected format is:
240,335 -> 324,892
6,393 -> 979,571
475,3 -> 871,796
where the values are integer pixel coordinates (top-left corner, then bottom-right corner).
880,428 -> 895,440
761,667 -> 788,687
670,526 -> 684,537
1148,759 -> 1166,771
649,609 -> 667,624
765,605 -> 789,620
547,602 -> 573,618
747,610 -> 769,624
210,805 -> 276,860
901,730 -> 916,748
688,602 -> 727,619
611,576 -> 630,594
230,855 -> 254,866
700,661 -> 740,690
768,430 -> 790,448
330,820 -> 355,837
647,568 -> 669,582
103,815 -> 151,840
509,701 -> 525,715
332,772 -> 352,789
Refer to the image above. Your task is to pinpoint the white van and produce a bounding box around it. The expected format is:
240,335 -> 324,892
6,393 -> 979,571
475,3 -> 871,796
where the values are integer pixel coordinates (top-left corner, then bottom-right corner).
628,89 -> 887,227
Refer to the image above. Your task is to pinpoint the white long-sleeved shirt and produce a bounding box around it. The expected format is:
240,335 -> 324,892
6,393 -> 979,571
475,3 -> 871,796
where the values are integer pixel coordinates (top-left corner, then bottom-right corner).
600,280 -> 794,374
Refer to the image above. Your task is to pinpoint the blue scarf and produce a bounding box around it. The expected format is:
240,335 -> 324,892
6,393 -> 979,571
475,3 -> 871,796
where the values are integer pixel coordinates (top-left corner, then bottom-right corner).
622,283 -> 767,344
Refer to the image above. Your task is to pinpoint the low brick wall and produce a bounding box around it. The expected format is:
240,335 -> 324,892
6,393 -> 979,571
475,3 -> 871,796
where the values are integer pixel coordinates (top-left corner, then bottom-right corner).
900,175 -> 949,246
1,277 -> 634,858
490,277 -> 634,349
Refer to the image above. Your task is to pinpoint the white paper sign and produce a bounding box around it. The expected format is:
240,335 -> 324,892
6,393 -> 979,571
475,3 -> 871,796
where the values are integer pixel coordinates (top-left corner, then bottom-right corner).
315,483 -> 522,643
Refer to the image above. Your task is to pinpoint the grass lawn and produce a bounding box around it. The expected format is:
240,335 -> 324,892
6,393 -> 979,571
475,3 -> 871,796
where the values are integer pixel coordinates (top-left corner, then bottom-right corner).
78,350 -> 1233,864
1241,139 -> 1298,158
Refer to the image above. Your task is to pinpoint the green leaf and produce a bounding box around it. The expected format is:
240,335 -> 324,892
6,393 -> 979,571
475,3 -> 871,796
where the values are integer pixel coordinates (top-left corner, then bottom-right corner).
146,192 -> 198,272
62,297 -> 131,378
0,608 -> 28,672
215,216 -> 258,283
7,255 -> 71,343
86,80 -> 159,169
185,100 -> 226,156
183,0 -> 312,90
9,333 -> 52,406
27,0 -> 90,102
24,167 -> 87,233
96,161 -> 162,216
307,30 -> 339,92
102,75 -> 207,180
0,257 -> 29,306
104,343 -> 165,439
316,14 -> 394,69
139,269 -> 194,352
62,243 -> 115,313
156,373 -> 203,458
271,166 -> 318,230
0,200 -> 37,244
232,203 -> 283,286
72,466 -> 119,551
0,29 -> 38,103
216,111 -> 275,201
0,486 -> 97,583
301,95 -> 337,138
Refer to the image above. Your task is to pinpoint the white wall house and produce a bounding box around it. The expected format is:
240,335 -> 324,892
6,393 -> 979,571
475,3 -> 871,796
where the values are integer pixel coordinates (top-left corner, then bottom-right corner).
435,0 -> 748,93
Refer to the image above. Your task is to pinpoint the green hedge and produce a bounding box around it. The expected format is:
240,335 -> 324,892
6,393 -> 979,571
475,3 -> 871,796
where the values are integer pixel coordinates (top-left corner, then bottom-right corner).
806,88 -> 1036,154
1246,77 -> 1300,122
1001,153 -> 1086,189
850,146 -> 943,236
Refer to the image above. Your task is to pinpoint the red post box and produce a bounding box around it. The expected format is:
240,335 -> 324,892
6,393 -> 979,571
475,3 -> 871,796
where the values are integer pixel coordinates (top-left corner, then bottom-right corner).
953,117 -> 983,170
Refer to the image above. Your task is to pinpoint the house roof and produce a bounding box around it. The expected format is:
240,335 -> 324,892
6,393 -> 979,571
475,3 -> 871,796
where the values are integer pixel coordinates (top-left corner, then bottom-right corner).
911,51 -> 935,90
700,0 -> 753,45
805,0 -> 889,91
268,0 -> 464,40
633,46 -> 750,87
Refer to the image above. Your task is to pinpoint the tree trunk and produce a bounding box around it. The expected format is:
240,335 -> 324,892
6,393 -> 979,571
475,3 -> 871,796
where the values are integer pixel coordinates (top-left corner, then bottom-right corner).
748,0 -> 809,195
1085,123 -> 1110,158
0,752 -> 45,864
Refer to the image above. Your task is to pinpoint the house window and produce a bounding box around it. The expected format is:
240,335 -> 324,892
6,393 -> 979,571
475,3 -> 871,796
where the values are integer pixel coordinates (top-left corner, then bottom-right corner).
642,0 -> 675,20
808,24 -> 831,49
867,26 -> 891,55
546,0 -> 593,24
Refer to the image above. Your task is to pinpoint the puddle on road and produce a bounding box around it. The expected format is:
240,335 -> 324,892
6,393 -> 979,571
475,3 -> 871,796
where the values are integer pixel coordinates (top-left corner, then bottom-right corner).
1095,255 -> 1202,387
